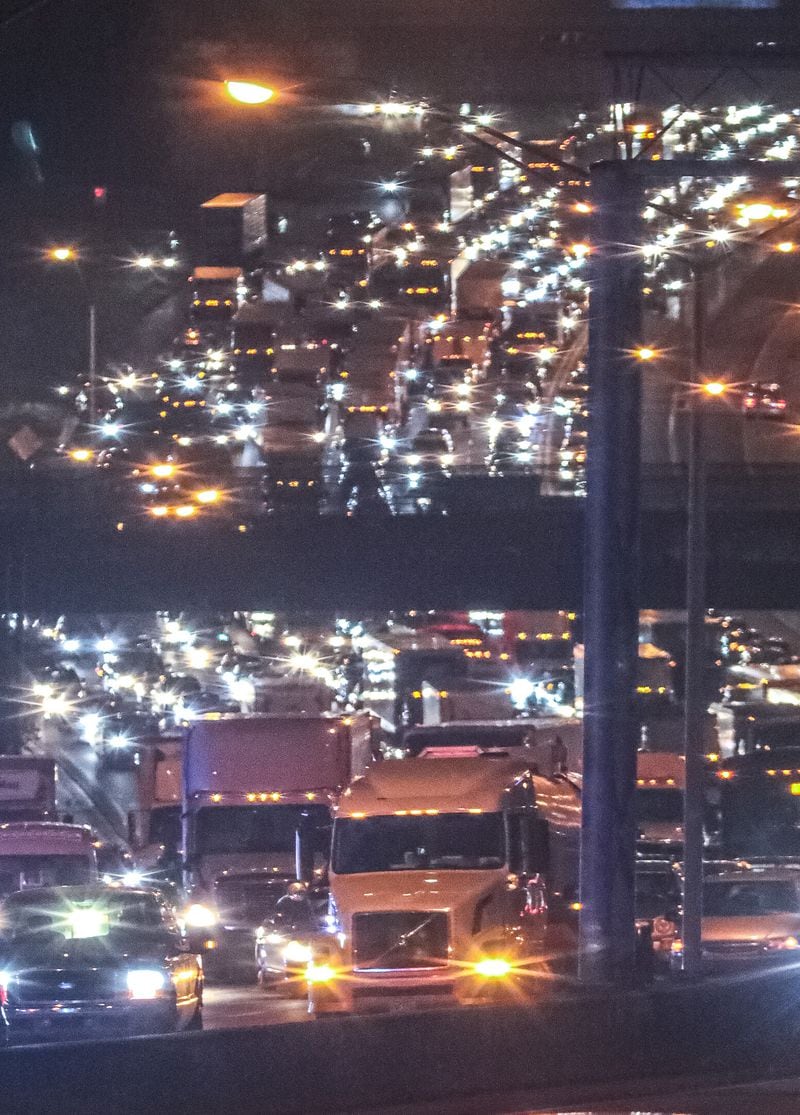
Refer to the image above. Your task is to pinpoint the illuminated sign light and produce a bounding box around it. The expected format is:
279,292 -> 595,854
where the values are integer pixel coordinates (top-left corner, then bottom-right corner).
614,0 -> 774,6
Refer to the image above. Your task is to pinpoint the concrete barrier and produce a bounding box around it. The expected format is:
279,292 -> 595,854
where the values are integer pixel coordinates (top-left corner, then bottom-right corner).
3,973 -> 800,1114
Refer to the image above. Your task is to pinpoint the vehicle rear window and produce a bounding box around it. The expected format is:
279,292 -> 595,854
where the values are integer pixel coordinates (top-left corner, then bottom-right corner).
703,880 -> 800,917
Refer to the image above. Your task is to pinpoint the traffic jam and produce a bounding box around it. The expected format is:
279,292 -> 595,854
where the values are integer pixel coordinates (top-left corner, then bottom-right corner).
39,101 -> 800,526
2,604 -> 800,1042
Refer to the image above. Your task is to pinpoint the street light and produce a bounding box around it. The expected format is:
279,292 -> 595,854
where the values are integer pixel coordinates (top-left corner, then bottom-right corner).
634,346 -> 658,361
701,380 -> 727,397
224,80 -> 275,106
49,246 -> 77,262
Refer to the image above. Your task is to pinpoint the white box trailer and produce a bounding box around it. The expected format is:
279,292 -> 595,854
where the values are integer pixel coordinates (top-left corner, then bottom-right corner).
0,757 -> 57,822
421,680 -> 516,726
181,712 -> 378,968
0,822 -> 98,899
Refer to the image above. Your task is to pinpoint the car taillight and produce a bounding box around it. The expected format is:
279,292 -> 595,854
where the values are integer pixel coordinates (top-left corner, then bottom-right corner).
744,397 -> 756,408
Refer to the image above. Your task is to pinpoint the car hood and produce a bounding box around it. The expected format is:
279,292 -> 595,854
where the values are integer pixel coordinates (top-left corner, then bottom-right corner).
702,914 -> 800,942
2,935 -> 167,969
638,821 -> 684,844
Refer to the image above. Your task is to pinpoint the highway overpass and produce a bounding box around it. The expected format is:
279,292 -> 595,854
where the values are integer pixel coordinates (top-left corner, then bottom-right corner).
2,469 -> 799,612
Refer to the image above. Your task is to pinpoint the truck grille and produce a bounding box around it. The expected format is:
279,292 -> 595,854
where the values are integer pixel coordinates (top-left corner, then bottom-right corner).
352,911 -> 449,971
9,968 -> 121,1004
214,876 -> 290,926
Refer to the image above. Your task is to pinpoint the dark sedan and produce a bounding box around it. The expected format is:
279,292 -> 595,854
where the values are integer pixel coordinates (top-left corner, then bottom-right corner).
0,885 -> 202,1044
255,885 -> 330,997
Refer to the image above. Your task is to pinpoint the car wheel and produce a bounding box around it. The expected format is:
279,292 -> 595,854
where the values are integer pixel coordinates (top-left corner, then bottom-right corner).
186,1002 -> 203,1031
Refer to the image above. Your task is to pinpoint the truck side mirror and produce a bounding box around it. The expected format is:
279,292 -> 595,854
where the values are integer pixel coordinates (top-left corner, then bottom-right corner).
295,821 -> 315,885
527,817 -> 550,876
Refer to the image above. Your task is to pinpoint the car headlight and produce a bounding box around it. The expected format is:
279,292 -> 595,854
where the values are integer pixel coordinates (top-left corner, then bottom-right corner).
766,935 -> 800,951
184,903 -> 218,929
509,677 -> 535,708
406,453 -> 421,466
473,957 -> 512,979
426,400 -> 442,412
80,713 -> 103,743
440,453 -> 454,466
127,968 -> 168,999
107,734 -> 131,750
283,940 -> 313,964
42,693 -> 71,717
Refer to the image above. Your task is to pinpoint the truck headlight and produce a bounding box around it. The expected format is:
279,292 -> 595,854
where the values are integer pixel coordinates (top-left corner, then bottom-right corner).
306,962 -> 336,984
127,969 -> 167,999
184,903 -> 218,929
283,940 -> 313,964
473,957 -> 512,979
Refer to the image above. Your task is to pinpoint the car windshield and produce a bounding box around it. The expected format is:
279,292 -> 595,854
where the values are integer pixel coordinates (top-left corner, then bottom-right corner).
3,891 -> 165,940
635,788 -> 684,823
332,813 -> 505,873
412,436 -> 447,453
704,880 -> 800,917
195,805 -> 330,856
0,855 -> 93,898
635,872 -> 679,918
271,895 -> 326,933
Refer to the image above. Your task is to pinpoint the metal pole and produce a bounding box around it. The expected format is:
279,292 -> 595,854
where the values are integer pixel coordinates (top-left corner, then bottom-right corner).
682,264 -> 707,976
579,161 -> 643,984
88,302 -> 97,428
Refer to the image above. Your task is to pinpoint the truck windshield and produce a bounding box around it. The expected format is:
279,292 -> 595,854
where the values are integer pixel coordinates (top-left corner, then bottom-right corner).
195,805 -> 330,855
332,813 -> 505,873
0,855 -> 93,897
635,788 -> 683,823
149,805 -> 181,850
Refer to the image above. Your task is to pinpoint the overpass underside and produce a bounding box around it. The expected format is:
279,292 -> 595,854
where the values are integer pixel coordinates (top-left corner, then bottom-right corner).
3,484 -> 797,612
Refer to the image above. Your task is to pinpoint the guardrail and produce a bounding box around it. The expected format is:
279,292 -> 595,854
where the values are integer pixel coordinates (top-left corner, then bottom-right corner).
4,971 -> 800,1114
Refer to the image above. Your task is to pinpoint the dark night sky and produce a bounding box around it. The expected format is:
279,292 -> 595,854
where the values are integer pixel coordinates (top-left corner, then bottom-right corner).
0,0 -> 793,399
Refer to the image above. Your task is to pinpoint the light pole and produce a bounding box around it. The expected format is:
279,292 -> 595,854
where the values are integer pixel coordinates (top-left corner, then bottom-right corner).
682,262 -> 709,978
47,247 -> 99,428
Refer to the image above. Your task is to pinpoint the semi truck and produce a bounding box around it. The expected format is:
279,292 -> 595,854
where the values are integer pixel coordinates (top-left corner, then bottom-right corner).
181,713 -> 377,970
0,822 -> 98,900
261,420 -> 323,514
355,628 -> 470,734
189,266 -> 243,328
636,751 -> 685,856
309,756 -> 580,1012
127,738 -> 182,870
402,716 -> 583,774
420,680 -> 516,726
198,192 -> 267,269
0,757 -> 57,822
